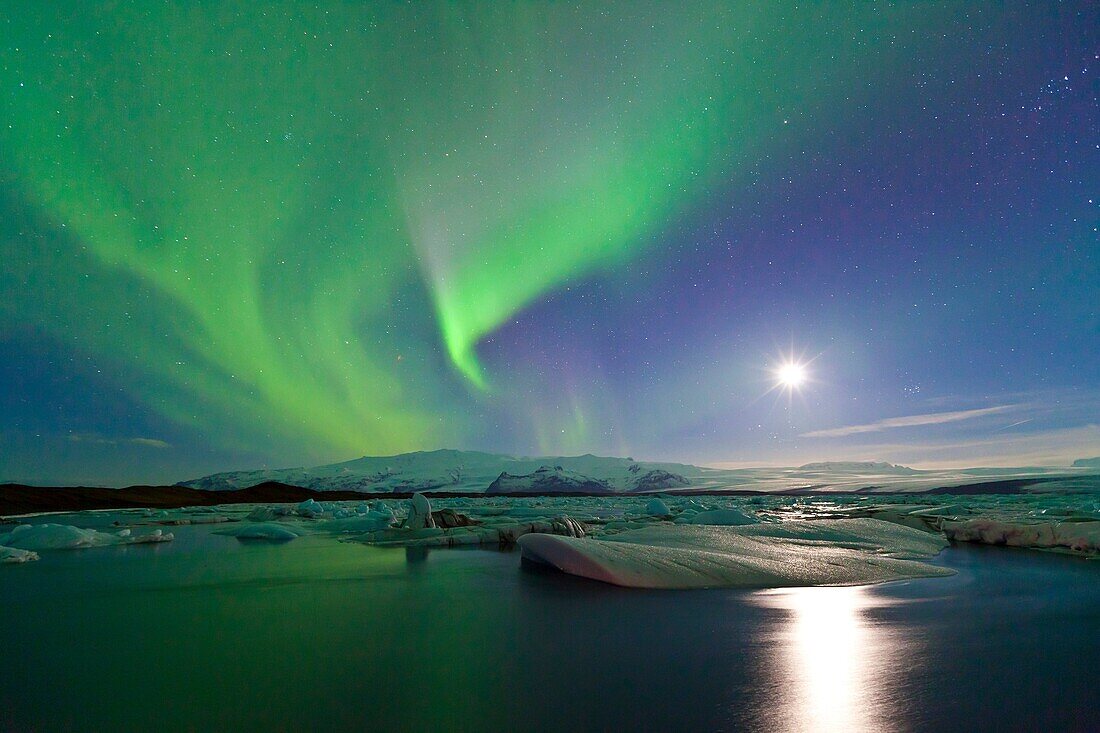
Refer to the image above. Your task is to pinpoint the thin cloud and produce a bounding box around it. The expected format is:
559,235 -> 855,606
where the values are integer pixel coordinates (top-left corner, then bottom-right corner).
129,438 -> 171,449
69,434 -> 170,449
832,424 -> 1100,468
800,405 -> 1018,438
991,419 -> 1034,432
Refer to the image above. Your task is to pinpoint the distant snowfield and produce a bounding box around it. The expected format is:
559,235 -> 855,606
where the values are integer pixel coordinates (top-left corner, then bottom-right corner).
177,449 -> 1100,495
3,489 -> 1098,589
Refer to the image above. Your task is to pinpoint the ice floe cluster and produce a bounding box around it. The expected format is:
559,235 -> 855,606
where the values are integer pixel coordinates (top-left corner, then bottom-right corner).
3,490 -> 1097,586
0,523 -> 173,562
829,496 -> 1100,555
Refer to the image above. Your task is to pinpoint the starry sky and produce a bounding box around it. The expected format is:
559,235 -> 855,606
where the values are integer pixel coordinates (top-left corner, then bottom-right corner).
1,3 -> 1097,485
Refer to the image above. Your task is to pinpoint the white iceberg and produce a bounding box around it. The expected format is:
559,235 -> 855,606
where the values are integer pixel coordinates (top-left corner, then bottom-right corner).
403,493 -> 435,529
518,518 -> 952,589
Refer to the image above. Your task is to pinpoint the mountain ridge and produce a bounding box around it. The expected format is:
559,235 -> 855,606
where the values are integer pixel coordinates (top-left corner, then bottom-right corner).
178,449 -> 706,493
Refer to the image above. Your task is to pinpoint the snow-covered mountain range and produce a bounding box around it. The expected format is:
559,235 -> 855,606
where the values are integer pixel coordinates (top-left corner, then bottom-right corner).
176,449 -> 1099,495
178,450 -> 701,493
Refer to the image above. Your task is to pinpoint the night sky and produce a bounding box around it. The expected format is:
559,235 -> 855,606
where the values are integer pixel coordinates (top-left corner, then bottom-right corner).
2,3 -> 1097,485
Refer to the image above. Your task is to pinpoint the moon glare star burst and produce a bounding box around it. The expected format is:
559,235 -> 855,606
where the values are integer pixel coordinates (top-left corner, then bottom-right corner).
776,362 -> 808,391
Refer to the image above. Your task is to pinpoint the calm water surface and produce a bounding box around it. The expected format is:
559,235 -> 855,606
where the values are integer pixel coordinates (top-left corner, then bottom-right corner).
1,522 -> 1097,732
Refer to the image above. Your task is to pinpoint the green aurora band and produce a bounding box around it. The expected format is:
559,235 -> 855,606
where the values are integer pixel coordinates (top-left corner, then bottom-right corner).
1,3 -> 930,463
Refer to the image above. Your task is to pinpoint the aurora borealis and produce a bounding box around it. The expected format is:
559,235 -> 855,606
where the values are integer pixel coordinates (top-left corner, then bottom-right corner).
1,3 -> 1097,484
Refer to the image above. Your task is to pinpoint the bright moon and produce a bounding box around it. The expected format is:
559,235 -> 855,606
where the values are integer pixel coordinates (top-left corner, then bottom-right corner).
777,362 -> 806,389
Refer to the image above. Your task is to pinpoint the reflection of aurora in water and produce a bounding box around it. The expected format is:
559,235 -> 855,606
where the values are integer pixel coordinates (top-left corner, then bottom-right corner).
754,586 -> 909,733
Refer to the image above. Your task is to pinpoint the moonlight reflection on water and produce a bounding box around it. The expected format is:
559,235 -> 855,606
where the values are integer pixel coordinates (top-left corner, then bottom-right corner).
754,586 -> 907,733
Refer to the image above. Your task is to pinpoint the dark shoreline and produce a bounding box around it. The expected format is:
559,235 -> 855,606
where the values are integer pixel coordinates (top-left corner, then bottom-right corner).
0,482 -> 664,517
0,474 -> 1089,518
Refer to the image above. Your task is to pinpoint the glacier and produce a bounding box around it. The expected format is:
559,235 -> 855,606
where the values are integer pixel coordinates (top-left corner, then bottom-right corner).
175,448 -> 1100,495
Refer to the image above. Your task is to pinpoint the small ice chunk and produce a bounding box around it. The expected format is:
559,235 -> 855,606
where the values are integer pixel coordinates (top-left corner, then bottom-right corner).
247,506 -> 279,522
645,498 -> 671,517
0,545 -> 39,563
297,499 -> 324,518
372,504 -> 395,523
686,508 -> 757,526
551,516 -> 586,538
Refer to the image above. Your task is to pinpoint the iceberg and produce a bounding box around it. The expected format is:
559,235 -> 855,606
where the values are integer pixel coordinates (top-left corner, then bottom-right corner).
645,498 -> 671,517
246,505 -> 288,522
0,524 -> 173,551
403,493 -> 435,529
296,499 -> 325,518
215,523 -> 309,541
518,519 -> 952,589
685,508 -> 758,526
942,519 -> 1100,555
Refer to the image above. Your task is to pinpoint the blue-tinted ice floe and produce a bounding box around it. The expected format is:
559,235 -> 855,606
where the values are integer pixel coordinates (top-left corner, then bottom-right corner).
215,522 -> 311,541
0,545 -> 39,563
0,523 -> 173,551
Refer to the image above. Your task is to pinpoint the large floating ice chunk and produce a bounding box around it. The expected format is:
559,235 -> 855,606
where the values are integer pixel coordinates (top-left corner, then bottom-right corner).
518,519 -> 952,589
0,524 -> 173,551
943,519 -> 1100,555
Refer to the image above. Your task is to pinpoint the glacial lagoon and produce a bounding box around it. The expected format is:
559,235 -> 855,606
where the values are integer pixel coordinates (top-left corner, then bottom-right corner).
2,496 -> 1098,732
